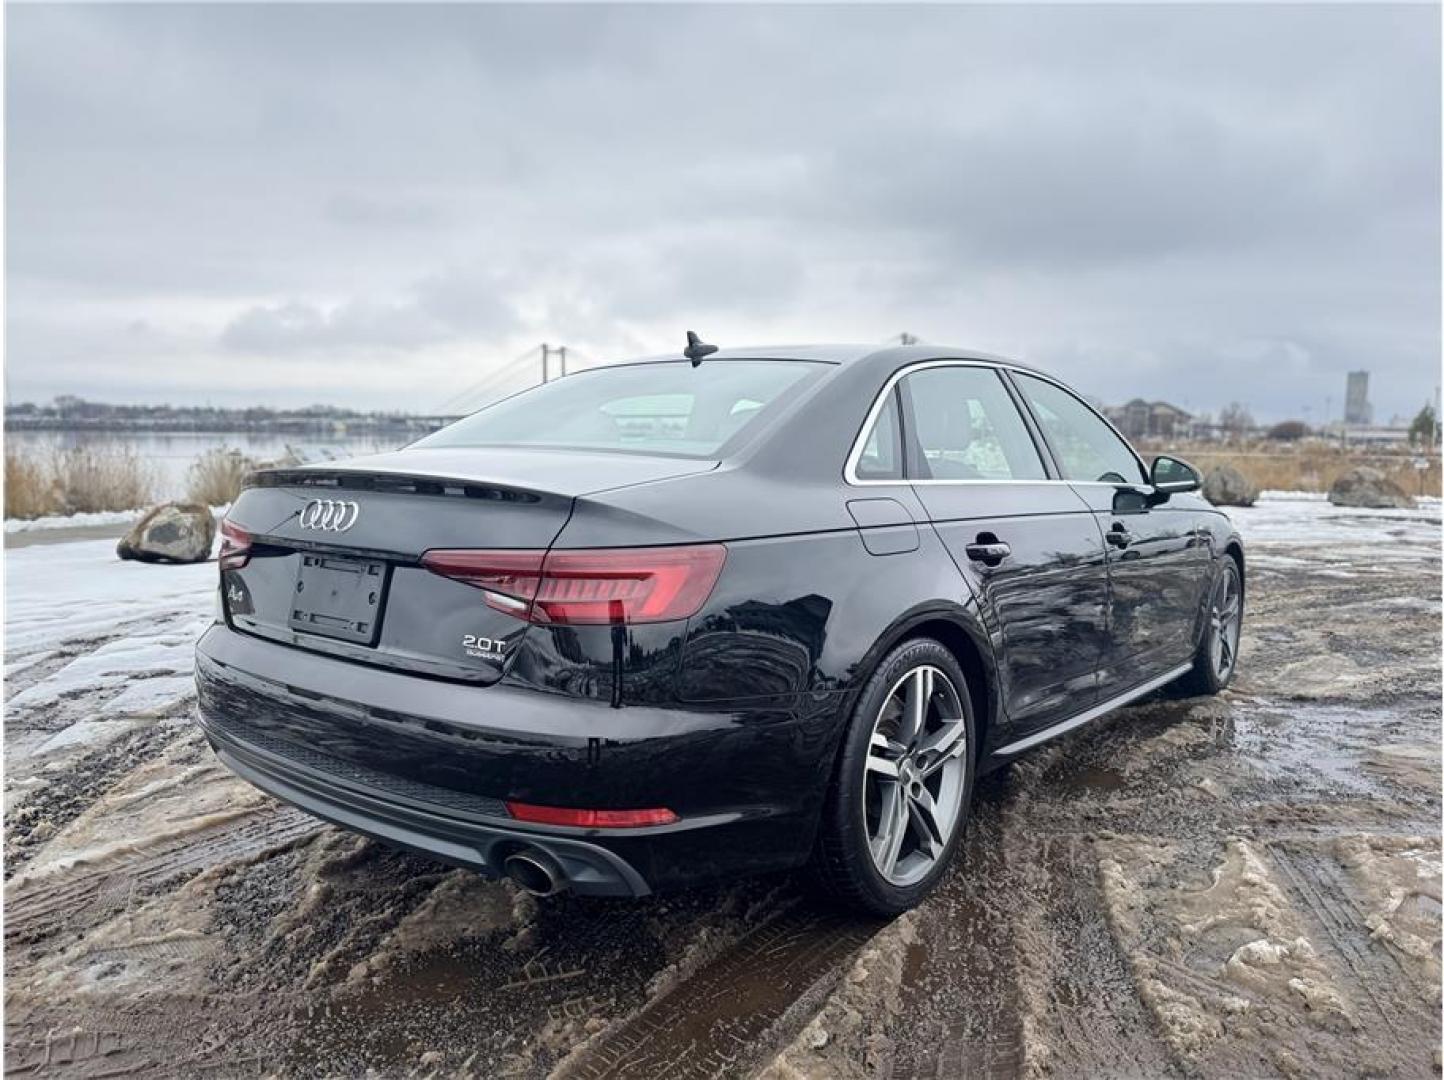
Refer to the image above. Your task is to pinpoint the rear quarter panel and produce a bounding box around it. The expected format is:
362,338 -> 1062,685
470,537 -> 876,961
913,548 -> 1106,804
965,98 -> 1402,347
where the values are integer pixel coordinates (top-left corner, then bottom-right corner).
554,441 -> 1002,742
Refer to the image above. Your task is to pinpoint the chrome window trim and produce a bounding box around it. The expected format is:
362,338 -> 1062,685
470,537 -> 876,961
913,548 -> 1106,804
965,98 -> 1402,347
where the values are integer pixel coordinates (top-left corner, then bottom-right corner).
843,359 -> 1149,488
1007,367 -> 1150,487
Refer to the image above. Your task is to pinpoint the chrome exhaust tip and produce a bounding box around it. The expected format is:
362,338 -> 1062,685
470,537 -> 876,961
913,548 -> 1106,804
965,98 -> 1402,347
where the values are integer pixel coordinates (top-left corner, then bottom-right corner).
503,849 -> 566,897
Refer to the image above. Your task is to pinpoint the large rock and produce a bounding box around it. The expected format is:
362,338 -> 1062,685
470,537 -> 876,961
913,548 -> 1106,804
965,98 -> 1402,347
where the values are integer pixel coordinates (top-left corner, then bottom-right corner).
116,502 -> 216,563
1202,464 -> 1259,507
1328,466 -> 1414,509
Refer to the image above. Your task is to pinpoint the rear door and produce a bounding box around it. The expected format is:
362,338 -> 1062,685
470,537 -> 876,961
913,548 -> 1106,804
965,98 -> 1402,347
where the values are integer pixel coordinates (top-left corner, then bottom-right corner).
1008,372 -> 1208,696
887,363 -> 1111,740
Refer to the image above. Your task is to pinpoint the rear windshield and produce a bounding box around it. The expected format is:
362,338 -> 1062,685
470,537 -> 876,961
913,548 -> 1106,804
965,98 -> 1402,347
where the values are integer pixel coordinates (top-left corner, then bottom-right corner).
417,360 -> 825,458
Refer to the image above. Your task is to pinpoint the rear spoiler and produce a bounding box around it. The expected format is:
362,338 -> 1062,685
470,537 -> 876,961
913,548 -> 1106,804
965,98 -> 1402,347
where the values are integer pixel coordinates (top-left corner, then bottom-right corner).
245,468 -> 542,504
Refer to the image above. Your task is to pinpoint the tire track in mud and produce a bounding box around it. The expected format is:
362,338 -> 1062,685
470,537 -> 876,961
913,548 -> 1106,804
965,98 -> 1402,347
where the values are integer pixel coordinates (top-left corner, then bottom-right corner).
276,876 -> 799,1077
887,797 -> 1026,1080
555,909 -> 881,1080
887,756 -> 1180,1080
3,1021 -> 143,1078
4,720 -> 188,879
4,1001 -> 269,1079
3,634 -> 118,703
1266,840 -> 1429,1037
5,806 -> 322,945
1021,832 -> 1172,1077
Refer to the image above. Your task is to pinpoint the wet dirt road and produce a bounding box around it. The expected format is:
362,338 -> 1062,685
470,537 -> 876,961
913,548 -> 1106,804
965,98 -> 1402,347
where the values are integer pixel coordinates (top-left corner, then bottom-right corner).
4,498 -> 1440,1078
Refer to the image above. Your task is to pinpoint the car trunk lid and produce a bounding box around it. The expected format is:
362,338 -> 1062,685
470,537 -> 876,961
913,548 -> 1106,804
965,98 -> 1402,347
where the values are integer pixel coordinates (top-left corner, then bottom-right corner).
220,448 -> 717,683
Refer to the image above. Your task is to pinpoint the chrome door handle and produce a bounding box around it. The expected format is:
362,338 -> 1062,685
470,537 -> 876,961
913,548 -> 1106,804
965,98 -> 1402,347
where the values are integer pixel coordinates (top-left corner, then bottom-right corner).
965,541 -> 1011,565
1107,524 -> 1134,549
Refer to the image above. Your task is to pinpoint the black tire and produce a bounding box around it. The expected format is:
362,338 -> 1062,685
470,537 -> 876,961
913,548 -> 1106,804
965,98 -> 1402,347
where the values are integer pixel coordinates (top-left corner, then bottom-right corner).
809,638 -> 976,917
1175,556 -> 1243,697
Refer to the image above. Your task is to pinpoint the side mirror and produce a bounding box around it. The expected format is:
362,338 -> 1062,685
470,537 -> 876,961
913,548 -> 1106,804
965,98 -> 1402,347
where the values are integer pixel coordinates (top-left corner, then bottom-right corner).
1149,455 -> 1201,498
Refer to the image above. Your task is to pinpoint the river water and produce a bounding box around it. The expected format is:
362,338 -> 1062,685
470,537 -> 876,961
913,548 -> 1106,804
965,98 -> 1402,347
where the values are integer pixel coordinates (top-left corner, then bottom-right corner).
6,430 -> 406,501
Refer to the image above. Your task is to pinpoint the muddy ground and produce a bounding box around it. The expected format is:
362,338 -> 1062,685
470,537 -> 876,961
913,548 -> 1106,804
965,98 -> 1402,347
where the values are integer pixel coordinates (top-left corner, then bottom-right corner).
4,498 -> 1440,1078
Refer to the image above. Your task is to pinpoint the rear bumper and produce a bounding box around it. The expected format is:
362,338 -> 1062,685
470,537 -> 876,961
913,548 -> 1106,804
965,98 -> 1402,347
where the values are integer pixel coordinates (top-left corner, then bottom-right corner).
204,721 -> 651,896
194,625 -> 843,894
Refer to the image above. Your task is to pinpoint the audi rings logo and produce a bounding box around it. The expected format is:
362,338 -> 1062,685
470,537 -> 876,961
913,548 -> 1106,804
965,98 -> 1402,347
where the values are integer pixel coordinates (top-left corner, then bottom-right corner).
299,499 -> 360,532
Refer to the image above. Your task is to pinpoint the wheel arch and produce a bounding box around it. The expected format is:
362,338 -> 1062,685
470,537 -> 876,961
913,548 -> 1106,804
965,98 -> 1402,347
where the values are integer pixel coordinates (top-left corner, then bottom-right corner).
850,605 -> 998,763
1224,538 -> 1245,601
1190,536 -> 1246,651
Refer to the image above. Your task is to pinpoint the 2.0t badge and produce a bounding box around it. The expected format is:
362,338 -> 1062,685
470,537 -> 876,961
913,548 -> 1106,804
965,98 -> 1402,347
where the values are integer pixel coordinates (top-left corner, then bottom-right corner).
462,634 -> 507,660
299,499 -> 360,532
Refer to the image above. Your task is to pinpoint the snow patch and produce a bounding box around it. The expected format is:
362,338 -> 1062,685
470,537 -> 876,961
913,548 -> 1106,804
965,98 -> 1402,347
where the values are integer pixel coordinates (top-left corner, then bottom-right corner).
4,537 -> 219,660
33,718 -> 148,756
5,509 -> 143,534
5,504 -> 229,533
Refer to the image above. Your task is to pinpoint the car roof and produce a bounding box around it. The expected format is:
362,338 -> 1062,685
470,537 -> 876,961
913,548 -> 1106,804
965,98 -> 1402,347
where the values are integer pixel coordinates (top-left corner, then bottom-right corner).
627,342 -> 1051,377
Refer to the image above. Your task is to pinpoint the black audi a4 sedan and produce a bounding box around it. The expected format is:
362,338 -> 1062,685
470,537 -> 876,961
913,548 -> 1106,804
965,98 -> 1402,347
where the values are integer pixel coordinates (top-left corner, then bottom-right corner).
196,341 -> 1244,915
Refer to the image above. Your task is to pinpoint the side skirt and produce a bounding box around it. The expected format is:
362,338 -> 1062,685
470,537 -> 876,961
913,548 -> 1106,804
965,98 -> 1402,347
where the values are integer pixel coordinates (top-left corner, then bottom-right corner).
991,661 -> 1192,758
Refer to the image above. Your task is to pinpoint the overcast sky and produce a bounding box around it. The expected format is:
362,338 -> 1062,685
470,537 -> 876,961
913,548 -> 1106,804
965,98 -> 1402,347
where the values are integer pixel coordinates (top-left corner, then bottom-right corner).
6,4 -> 1440,422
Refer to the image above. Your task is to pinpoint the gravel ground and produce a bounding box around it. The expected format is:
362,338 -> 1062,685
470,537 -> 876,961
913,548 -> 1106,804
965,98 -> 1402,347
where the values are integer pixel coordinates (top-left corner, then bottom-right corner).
4,498 -> 1439,1078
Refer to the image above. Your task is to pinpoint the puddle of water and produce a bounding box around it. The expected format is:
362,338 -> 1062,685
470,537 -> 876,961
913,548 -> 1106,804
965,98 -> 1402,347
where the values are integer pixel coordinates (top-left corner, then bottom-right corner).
1058,765 -> 1126,794
1229,701 -> 1418,798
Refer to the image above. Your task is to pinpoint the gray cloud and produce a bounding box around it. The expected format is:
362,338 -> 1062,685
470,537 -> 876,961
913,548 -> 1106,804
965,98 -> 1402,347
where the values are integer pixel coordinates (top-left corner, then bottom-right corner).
220,267 -> 520,354
5,4 -> 1439,422
220,299 -> 441,354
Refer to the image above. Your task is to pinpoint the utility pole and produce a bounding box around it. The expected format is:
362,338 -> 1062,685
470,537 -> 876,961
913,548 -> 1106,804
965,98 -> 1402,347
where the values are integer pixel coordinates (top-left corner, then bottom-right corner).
541,343 -> 568,383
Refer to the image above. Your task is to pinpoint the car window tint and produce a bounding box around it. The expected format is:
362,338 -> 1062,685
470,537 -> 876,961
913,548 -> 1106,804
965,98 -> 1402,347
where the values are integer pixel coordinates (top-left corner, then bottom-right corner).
418,360 -> 822,458
854,390 -> 903,480
900,367 -> 1046,481
1014,373 -> 1145,484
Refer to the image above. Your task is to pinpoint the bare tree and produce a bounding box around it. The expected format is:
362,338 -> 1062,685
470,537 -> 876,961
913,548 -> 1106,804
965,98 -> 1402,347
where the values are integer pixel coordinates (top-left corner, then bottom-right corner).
1219,401 -> 1254,439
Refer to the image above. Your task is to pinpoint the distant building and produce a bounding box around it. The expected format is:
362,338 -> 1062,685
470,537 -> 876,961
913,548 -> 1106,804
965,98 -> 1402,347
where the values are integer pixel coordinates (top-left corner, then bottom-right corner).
1104,398 -> 1193,441
1344,371 -> 1372,426
1342,426 -> 1411,448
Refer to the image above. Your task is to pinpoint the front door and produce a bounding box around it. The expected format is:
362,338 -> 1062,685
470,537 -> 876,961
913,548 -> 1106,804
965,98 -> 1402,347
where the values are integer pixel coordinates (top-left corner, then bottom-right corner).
894,364 -> 1111,741
1008,372 -> 1207,697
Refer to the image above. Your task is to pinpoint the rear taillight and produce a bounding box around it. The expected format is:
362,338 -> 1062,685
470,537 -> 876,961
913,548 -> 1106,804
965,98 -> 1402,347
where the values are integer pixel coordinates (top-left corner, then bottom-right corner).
505,801 -> 678,828
420,544 -> 726,625
533,547 -> 727,625
219,520 -> 252,570
417,550 -> 545,617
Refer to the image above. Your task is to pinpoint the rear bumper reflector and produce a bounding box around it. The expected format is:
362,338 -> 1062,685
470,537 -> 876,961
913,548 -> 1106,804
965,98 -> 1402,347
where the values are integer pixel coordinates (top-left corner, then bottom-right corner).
505,801 -> 679,828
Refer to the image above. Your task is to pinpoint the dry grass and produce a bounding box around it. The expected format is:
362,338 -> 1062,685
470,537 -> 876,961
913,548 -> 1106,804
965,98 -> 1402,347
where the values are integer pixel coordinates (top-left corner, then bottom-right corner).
1138,441 -> 1442,498
4,444 -> 156,519
4,451 -> 61,519
186,446 -> 258,506
51,445 -> 156,514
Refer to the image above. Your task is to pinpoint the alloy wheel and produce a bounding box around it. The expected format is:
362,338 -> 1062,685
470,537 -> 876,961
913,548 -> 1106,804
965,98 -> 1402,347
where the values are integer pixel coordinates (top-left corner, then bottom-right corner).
1209,566 -> 1242,681
862,665 -> 969,887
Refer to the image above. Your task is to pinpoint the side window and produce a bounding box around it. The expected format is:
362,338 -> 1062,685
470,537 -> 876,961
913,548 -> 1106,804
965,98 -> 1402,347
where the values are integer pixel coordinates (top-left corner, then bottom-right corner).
1014,374 -> 1145,484
900,367 -> 1046,481
854,389 -> 903,480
